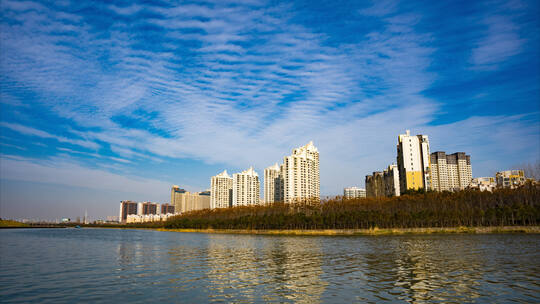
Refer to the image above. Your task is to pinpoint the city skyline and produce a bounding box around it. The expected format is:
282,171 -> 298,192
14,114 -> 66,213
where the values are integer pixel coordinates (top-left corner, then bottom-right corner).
1,0 -> 539,220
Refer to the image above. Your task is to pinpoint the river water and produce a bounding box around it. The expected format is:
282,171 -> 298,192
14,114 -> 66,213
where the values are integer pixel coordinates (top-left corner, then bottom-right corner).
0,228 -> 538,303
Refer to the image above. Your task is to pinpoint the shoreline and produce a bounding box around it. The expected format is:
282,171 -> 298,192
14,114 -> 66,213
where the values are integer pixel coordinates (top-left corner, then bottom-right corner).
3,225 -> 539,235
154,226 -> 540,236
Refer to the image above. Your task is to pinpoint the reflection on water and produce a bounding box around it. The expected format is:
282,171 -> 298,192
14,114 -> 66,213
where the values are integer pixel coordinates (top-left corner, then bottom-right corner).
393,238 -> 483,303
205,235 -> 327,303
0,229 -> 539,303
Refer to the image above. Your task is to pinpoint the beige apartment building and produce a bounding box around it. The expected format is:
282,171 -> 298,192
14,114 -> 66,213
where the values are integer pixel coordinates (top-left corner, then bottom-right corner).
232,167 -> 260,206
171,185 -> 210,213
210,170 -> 233,209
282,141 -> 320,202
430,152 -> 472,191
396,130 -> 431,193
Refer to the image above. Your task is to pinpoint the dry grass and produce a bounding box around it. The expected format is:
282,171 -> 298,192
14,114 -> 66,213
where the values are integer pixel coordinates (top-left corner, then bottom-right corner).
0,220 -> 30,228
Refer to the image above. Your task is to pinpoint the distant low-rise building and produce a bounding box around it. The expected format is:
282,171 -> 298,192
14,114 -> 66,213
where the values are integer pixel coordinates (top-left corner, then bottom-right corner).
126,213 -> 175,223
469,177 -> 496,192
496,170 -> 526,189
343,187 -> 366,199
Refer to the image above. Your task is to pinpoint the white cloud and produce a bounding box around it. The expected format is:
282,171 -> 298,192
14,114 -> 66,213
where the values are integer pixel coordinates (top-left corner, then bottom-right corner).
0,122 -> 100,150
470,15 -> 524,69
0,0 -> 537,199
0,155 -> 178,196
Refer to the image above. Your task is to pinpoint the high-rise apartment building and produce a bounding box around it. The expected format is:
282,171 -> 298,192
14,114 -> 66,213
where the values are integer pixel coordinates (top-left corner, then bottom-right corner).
119,200 -> 138,223
282,141 -> 320,203
161,203 -> 175,214
343,187 -> 366,199
365,172 -> 384,198
430,152 -> 472,191
383,164 -> 400,197
171,185 -> 211,213
365,164 -> 400,198
171,185 -> 186,209
397,130 -> 431,193
140,202 -> 158,215
232,167 -> 260,206
211,170 -> 233,209
264,163 -> 283,203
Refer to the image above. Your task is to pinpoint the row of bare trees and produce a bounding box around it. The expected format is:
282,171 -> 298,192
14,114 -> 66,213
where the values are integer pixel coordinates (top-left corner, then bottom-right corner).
156,184 -> 540,230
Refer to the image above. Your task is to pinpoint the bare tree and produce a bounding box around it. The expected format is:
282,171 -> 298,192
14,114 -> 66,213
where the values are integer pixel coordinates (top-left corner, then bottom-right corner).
513,159 -> 540,180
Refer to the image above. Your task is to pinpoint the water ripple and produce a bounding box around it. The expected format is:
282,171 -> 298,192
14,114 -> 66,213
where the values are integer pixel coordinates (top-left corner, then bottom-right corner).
0,229 -> 539,303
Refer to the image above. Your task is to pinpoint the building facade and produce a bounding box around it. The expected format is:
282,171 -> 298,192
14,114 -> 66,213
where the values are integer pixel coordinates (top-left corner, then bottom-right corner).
119,200 -> 138,223
264,163 -> 283,203
232,167 -> 260,206
430,152 -> 472,191
140,202 -> 158,215
343,187 -> 366,199
383,164 -> 400,197
171,185 -> 211,213
397,130 -> 431,193
211,170 -> 233,209
469,177 -> 496,192
365,164 -> 400,198
366,172 -> 384,198
282,141 -> 320,203
161,203 -> 175,214
119,201 -> 175,223
171,185 -> 186,210
496,170 -> 526,189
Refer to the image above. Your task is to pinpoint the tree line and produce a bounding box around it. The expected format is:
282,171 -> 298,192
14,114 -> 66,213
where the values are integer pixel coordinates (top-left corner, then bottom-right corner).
144,184 -> 540,230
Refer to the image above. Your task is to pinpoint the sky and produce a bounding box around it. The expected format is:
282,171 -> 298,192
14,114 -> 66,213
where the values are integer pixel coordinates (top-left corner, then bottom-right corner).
0,0 -> 539,221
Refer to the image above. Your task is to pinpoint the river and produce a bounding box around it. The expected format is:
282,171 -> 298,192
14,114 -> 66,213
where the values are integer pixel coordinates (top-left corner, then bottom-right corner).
0,228 -> 538,303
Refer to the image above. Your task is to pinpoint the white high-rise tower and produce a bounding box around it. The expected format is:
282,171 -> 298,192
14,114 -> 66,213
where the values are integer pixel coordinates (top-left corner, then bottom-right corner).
232,167 -> 260,206
210,170 -> 233,209
264,163 -> 283,203
282,141 -> 320,203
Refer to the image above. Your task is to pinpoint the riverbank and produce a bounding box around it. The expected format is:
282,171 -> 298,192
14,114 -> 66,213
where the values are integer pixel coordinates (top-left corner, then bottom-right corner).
0,220 -> 30,228
155,226 -> 540,236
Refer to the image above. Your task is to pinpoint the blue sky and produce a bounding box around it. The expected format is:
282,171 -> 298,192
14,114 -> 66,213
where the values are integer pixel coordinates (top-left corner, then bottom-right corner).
1,0 -> 539,221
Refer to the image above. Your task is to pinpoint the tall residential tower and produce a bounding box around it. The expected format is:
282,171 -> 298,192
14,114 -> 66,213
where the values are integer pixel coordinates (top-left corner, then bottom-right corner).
430,152 -> 472,191
210,170 -> 233,209
232,167 -> 260,206
397,130 -> 431,193
264,163 -> 283,203
282,141 -> 320,202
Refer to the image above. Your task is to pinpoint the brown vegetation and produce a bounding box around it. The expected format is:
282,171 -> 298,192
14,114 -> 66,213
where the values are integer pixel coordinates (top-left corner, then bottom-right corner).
161,184 -> 539,230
